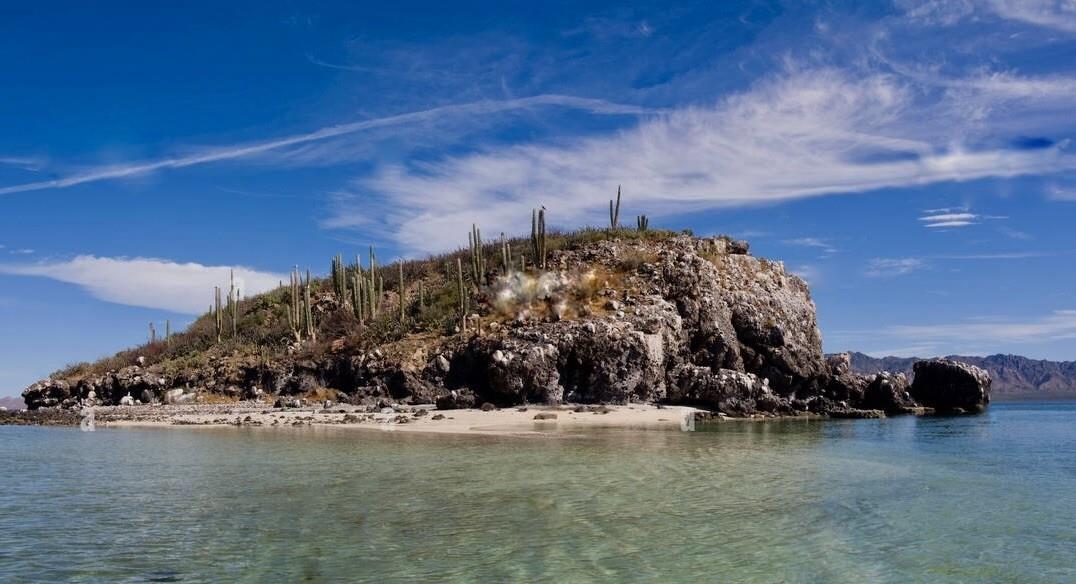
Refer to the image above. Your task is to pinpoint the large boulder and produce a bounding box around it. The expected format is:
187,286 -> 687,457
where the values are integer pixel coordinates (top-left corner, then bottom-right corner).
911,359 -> 991,412
824,353 -> 869,403
22,379 -> 73,410
667,365 -> 792,416
861,372 -> 917,414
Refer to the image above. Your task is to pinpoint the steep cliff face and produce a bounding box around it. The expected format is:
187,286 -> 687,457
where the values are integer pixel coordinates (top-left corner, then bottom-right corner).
23,234 -> 989,417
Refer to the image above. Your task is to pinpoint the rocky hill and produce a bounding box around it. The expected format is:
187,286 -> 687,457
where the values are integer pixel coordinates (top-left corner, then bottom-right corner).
22,227 -> 990,418
845,352 -> 1076,399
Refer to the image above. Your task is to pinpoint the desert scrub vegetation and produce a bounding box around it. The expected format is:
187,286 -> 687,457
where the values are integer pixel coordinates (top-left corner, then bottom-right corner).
618,249 -> 661,273
48,194 -> 695,381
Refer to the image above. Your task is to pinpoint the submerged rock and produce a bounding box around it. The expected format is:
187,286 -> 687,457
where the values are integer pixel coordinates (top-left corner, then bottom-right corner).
828,408 -> 885,419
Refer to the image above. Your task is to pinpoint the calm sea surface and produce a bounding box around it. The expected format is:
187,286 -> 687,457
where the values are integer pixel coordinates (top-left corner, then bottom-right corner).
1,402 -> 1074,583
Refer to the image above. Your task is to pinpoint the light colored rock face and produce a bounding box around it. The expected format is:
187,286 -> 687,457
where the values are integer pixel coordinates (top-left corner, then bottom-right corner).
656,240 -> 827,394
443,236 -> 828,410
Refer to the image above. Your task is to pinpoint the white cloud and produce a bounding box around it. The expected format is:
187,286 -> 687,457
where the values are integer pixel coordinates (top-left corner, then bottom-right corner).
1047,183 -> 1076,200
888,309 -> 1076,344
918,209 -> 1007,228
988,0 -> 1076,32
925,220 -> 975,228
902,0 -> 1076,32
953,72 -> 1076,99
0,156 -> 43,171
783,237 -> 838,254
920,212 -> 977,223
933,251 -> 1056,259
0,95 -> 657,196
791,264 -> 822,284
336,68 -> 1076,253
866,258 -> 925,277
0,256 -> 284,314
864,345 -> 939,358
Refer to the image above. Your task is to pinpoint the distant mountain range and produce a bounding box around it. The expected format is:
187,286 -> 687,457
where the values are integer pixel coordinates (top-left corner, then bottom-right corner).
843,352 -> 1076,399
0,396 -> 26,410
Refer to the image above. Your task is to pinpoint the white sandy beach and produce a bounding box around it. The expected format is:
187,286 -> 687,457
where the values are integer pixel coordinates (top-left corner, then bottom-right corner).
93,402 -> 708,436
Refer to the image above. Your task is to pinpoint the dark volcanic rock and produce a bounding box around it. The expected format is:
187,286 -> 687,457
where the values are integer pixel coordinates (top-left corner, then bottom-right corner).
862,372 -> 917,414
824,353 -> 869,403
435,389 -> 476,410
911,359 -> 991,412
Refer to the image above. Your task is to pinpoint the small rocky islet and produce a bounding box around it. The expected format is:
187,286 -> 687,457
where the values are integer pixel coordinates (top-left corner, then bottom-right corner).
15,225 -> 990,424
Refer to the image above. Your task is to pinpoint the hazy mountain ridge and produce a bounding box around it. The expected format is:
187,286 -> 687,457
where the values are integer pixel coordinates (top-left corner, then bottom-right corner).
0,396 -> 26,410
844,352 -> 1076,397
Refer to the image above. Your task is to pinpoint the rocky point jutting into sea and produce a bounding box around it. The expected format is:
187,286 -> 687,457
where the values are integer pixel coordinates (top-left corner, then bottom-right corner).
18,229 -> 990,422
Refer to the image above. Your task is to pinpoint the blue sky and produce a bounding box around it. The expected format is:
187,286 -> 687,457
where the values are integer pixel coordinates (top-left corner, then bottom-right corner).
3,0 -> 1076,396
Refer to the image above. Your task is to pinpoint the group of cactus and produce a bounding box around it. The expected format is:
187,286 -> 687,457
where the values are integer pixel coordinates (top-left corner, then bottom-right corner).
286,267 -> 316,343
468,224 -> 486,287
148,321 -> 171,344
636,215 -> 649,232
194,186 -> 650,347
531,207 -> 547,270
499,232 -> 514,272
334,247 -> 388,324
211,270 -> 241,343
609,186 -> 649,232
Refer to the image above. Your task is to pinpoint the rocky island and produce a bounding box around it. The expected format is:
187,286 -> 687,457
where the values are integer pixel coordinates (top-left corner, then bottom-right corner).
13,219 -> 991,429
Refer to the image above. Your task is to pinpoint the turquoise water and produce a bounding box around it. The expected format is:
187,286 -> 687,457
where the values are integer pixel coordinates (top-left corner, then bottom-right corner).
1,403 -> 1074,583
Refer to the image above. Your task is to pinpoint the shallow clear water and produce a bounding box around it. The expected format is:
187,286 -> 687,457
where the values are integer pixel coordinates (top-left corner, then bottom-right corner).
1,403 -> 1074,583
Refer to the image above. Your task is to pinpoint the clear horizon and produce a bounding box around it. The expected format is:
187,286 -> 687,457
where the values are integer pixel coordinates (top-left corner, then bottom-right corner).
3,1 -> 1076,396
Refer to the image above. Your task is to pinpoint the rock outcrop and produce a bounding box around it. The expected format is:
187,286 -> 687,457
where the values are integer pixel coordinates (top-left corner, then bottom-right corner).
911,359 -> 992,412
861,372 -> 917,414
22,234 -> 991,418
845,351 -> 1076,399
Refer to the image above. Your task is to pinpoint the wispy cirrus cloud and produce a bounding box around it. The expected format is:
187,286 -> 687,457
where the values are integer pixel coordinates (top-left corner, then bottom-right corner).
333,67 -> 1076,253
0,256 -> 284,314
783,237 -> 838,255
866,258 -> 926,277
791,264 -> 822,284
0,156 -> 43,171
1047,183 -> 1076,201
902,0 -> 1076,32
988,0 -> 1076,32
888,309 -> 1076,344
932,251 -> 1061,260
0,95 -> 657,196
